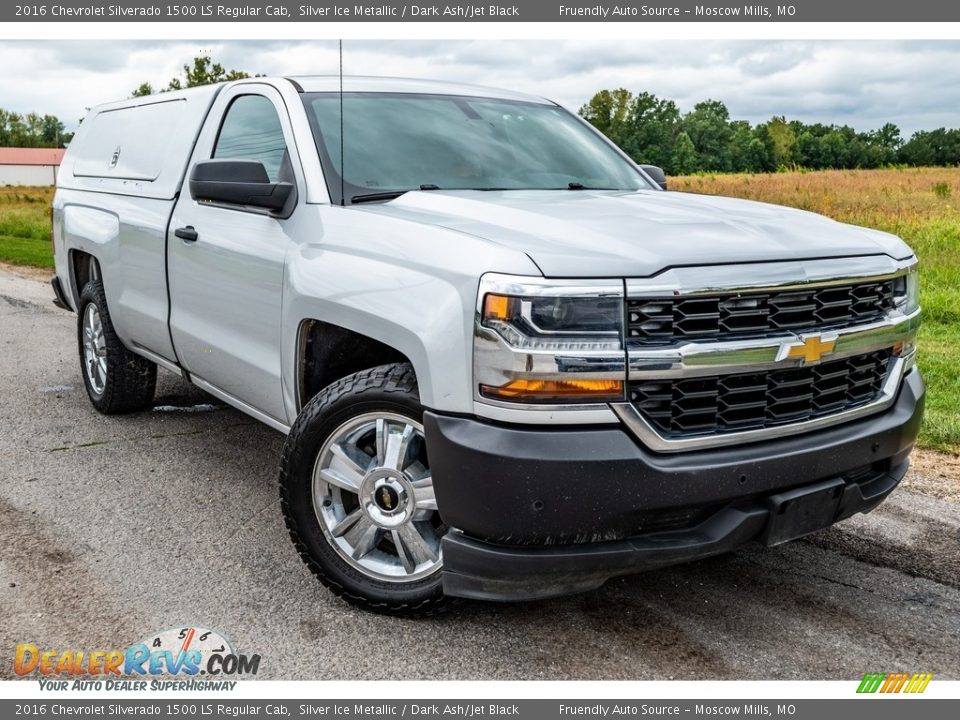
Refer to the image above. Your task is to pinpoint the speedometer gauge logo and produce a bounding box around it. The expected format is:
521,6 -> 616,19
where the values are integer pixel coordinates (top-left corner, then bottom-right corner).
138,626 -> 235,673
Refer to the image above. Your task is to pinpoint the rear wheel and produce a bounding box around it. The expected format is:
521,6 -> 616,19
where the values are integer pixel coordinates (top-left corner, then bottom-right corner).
77,279 -> 157,414
279,363 -> 450,616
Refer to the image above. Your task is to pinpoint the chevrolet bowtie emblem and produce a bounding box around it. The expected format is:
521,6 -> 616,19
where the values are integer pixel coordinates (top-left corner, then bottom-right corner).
380,487 -> 394,509
777,334 -> 838,364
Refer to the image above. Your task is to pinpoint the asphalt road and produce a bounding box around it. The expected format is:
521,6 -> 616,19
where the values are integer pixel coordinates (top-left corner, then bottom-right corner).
1,268 -> 958,681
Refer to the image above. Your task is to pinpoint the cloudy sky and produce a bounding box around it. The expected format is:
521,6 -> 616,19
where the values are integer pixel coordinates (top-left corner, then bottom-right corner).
1,40 -> 959,135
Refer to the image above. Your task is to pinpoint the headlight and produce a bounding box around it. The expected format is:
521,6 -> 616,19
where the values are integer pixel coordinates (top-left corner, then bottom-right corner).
482,294 -> 623,349
893,265 -> 920,315
474,275 -> 626,404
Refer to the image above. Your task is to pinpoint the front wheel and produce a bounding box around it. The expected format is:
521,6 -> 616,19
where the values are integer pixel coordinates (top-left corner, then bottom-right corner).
279,363 -> 450,616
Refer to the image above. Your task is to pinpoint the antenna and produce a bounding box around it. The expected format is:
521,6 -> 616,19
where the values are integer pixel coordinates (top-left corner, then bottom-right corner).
339,39 -> 345,207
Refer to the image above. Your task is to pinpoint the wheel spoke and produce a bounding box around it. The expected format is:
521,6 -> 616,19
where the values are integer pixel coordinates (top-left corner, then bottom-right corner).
317,467 -> 361,493
330,442 -> 369,479
330,508 -> 363,538
375,418 -> 388,465
413,480 -> 437,511
392,529 -> 416,574
349,520 -> 380,560
383,423 -> 414,471
398,523 -> 438,565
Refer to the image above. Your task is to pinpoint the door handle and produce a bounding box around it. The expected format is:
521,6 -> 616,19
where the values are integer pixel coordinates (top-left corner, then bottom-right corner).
175,226 -> 198,242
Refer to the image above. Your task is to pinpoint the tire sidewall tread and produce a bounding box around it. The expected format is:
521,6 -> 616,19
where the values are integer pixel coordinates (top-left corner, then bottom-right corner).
77,280 -> 157,414
279,363 -> 452,617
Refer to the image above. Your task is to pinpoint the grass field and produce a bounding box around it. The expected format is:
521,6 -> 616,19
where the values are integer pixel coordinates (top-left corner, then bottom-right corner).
0,186 -> 54,268
1,169 -> 958,452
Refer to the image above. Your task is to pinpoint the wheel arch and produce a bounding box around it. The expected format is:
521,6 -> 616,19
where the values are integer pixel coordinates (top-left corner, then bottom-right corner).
283,265 -> 481,424
294,318 -> 417,414
68,249 -> 100,307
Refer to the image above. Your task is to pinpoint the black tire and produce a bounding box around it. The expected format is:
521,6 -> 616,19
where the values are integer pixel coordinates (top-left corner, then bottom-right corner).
279,363 -> 451,616
77,279 -> 157,414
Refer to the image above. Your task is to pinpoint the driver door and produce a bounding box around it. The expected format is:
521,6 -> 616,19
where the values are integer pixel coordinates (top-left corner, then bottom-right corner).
167,85 -> 302,427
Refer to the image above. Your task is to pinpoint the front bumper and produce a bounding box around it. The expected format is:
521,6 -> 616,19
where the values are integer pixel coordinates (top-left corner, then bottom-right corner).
425,369 -> 924,601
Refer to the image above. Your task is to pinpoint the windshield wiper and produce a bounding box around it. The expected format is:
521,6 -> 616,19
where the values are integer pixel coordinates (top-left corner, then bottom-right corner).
350,184 -> 441,204
351,190 -> 409,204
568,182 -> 618,190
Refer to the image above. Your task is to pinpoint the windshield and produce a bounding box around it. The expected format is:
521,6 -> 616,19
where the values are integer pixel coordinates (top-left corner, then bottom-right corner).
301,92 -> 654,204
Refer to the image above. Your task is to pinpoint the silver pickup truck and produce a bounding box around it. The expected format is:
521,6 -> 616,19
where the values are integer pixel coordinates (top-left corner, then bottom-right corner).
52,76 -> 923,615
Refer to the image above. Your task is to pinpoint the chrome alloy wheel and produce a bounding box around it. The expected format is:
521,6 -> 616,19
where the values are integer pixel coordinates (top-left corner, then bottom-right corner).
82,303 -> 107,396
312,412 -> 442,582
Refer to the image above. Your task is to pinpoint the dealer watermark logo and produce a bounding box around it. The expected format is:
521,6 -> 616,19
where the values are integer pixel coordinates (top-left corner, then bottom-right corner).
857,672 -> 933,694
14,626 -> 260,691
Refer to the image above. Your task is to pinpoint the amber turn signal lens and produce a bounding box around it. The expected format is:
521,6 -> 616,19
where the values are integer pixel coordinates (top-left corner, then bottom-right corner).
483,293 -> 514,321
480,378 -> 624,401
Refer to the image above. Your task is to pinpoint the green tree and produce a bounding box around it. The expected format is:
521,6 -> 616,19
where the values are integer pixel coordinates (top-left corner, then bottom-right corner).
729,120 -> 758,172
670,131 -> 698,175
132,55 -> 255,97
3,111 -> 29,147
622,92 -> 680,169
872,122 -> 902,160
169,55 -> 253,90
681,100 -> 734,171
749,124 -> 777,172
40,114 -> 67,146
0,108 -> 72,147
579,88 -> 634,149
795,130 -> 823,168
820,130 -> 847,168
765,116 -> 796,168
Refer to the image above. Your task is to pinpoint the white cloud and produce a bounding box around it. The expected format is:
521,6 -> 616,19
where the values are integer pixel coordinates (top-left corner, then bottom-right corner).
1,40 -> 958,135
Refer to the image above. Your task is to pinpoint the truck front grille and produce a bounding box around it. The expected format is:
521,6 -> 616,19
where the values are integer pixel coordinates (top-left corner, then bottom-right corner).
629,350 -> 893,438
626,279 -> 895,345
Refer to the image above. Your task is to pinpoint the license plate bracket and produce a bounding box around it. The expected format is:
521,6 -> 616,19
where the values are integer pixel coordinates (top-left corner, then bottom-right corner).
761,478 -> 845,546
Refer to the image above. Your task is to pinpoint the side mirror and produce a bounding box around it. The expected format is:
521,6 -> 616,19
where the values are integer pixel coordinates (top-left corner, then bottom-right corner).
189,160 -> 293,212
640,164 -> 668,190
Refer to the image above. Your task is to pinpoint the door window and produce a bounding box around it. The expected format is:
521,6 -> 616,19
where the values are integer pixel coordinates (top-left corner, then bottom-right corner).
213,95 -> 289,182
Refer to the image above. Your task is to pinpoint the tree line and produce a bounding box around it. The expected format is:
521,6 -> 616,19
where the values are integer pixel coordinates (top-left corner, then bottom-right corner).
0,109 -> 72,148
579,88 -> 960,174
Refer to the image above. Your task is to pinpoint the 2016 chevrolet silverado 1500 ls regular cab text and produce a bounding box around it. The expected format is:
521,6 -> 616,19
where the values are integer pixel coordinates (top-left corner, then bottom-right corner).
52,77 -> 923,615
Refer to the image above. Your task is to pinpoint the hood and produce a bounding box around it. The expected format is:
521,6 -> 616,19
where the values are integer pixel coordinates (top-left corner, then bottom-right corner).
356,189 -> 914,278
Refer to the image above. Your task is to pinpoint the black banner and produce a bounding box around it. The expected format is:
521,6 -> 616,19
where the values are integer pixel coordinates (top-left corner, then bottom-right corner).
1,700 -> 958,720
5,1 -> 960,23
